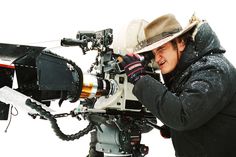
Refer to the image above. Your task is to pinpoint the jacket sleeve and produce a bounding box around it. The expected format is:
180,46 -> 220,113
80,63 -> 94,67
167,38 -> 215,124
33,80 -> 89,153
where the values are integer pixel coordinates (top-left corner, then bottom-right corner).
133,68 -> 230,131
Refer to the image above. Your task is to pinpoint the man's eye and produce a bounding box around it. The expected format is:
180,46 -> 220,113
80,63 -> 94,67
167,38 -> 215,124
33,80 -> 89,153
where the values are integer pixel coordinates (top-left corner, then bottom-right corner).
153,46 -> 165,55
158,48 -> 165,53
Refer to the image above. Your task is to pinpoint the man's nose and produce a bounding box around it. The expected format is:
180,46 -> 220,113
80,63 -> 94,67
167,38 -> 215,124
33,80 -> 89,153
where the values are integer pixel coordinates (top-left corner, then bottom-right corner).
155,54 -> 161,63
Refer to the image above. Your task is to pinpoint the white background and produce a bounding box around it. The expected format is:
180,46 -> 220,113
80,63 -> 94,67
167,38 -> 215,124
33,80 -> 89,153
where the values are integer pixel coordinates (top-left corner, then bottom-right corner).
0,0 -> 235,157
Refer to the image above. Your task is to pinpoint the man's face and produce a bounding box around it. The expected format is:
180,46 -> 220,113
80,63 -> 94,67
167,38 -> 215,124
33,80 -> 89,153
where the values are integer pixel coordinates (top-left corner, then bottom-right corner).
152,41 -> 184,74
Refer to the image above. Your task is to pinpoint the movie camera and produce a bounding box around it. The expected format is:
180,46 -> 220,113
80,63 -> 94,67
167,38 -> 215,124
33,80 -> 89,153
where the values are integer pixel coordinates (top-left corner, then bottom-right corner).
0,28 -> 163,157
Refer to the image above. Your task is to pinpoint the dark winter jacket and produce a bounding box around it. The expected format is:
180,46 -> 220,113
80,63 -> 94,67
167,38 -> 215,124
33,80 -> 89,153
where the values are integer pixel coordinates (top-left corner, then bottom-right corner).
133,22 -> 236,157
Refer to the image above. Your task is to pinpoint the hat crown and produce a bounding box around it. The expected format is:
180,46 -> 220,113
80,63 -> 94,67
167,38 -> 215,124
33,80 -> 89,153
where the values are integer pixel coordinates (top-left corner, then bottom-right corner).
144,14 -> 182,44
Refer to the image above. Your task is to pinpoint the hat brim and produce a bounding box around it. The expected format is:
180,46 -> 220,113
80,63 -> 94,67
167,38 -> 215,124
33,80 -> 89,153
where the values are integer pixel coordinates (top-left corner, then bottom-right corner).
135,21 -> 198,54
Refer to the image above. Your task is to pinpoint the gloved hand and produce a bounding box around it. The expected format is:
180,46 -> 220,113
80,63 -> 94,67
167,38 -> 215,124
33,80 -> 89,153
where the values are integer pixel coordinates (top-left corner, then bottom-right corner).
120,53 -> 145,84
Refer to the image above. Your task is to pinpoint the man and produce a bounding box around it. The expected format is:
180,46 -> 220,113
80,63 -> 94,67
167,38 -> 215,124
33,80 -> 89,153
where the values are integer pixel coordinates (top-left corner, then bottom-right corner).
121,14 -> 236,157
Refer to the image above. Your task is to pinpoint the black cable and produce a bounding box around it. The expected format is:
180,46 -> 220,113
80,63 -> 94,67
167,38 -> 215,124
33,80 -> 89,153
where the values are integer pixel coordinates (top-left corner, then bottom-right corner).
25,99 -> 94,141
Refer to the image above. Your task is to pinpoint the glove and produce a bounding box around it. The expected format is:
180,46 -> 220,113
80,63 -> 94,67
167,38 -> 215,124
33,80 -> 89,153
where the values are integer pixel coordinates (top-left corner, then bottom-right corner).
120,53 -> 145,84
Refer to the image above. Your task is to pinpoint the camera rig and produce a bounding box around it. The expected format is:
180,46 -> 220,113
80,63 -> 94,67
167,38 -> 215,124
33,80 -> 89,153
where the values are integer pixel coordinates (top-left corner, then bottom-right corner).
0,28 -> 163,157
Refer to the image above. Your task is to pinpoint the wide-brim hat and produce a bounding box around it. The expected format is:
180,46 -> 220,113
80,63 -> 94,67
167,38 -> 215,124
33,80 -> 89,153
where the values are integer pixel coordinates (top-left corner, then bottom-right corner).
135,14 -> 199,54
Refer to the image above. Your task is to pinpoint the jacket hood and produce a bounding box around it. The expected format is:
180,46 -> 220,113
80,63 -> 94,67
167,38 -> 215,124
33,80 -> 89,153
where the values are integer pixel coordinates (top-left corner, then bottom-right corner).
193,21 -> 225,56
163,22 -> 226,85
180,21 -> 226,71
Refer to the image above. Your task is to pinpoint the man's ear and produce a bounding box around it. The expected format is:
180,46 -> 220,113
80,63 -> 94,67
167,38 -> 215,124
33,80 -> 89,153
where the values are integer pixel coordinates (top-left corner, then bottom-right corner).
177,38 -> 186,52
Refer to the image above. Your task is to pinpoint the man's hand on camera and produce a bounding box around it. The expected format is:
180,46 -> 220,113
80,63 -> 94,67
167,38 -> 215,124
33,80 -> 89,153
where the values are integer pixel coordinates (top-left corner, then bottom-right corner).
121,53 -> 145,84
